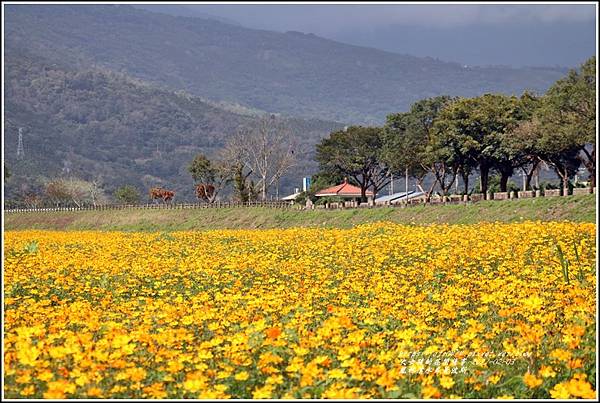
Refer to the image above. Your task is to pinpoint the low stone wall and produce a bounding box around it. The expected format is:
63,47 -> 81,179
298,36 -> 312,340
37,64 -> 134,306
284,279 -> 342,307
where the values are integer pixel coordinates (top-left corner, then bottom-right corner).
573,187 -> 592,196
518,191 -> 535,198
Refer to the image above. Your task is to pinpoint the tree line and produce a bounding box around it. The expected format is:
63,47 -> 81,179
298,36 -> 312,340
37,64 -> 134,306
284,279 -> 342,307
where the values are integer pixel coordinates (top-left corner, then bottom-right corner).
311,57 -> 595,202
5,57 -> 594,208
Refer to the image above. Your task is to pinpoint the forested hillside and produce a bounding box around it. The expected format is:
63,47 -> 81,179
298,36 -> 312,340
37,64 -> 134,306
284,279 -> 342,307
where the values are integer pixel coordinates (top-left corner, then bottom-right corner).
4,55 -> 342,201
4,4 -> 566,124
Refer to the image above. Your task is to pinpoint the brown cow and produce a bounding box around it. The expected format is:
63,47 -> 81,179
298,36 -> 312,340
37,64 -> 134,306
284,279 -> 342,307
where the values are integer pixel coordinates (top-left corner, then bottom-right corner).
149,187 -> 175,203
195,184 -> 216,203
161,190 -> 175,202
149,187 -> 163,201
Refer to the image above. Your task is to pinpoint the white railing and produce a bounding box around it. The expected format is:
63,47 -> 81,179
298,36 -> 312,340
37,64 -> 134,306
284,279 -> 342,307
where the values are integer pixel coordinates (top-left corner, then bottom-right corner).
4,201 -> 296,213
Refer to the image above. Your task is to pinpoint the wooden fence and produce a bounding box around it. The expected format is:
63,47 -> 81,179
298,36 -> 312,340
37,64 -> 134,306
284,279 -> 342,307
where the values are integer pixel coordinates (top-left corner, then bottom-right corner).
3,187 -> 595,214
3,201 -> 295,214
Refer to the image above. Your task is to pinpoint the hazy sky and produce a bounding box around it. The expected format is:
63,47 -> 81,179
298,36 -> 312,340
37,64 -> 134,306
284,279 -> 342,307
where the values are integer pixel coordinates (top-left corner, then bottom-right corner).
181,3 -> 595,31
141,3 -> 597,67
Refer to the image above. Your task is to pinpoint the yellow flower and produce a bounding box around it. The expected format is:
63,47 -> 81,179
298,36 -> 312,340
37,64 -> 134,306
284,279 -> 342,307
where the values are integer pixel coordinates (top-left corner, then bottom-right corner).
234,371 -> 249,381
322,384 -> 362,399
422,385 -> 441,398
20,385 -> 35,396
286,362 -> 302,373
439,375 -> 455,389
37,370 -> 54,382
550,348 -> 571,362
487,373 -> 502,385
522,295 -> 544,310
328,368 -> 346,379
17,345 -> 40,367
252,384 -> 274,399
539,365 -> 556,378
87,387 -> 103,398
43,380 -> 76,399
523,373 -> 543,388
549,382 -> 571,399
266,374 -> 284,385
2,223 -> 596,399
16,373 -> 32,384
183,378 -> 205,393
142,383 -> 167,399
566,377 -> 596,399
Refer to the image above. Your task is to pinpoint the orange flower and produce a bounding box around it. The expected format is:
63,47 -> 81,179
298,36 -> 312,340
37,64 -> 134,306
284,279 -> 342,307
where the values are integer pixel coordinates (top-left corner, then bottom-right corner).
265,327 -> 282,340
87,387 -> 103,398
338,315 -> 353,329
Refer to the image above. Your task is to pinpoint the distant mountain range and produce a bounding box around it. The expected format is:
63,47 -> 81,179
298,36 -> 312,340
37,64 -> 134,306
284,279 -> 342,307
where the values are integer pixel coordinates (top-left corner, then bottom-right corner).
5,4 -> 568,124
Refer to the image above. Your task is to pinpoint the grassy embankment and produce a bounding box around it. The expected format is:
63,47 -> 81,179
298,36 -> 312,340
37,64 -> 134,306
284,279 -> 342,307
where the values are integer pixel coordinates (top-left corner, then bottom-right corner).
3,194 -> 595,232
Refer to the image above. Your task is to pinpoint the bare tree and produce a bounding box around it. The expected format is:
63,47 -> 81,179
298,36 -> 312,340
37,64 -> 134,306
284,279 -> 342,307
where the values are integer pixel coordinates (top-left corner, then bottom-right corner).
242,115 -> 296,200
65,178 -> 88,207
45,177 -> 108,207
88,177 -> 109,206
220,130 -> 255,202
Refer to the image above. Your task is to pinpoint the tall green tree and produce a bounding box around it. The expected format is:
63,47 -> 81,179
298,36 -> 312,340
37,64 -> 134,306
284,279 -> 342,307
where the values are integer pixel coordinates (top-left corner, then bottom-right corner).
434,94 -> 523,196
187,153 -> 230,203
188,154 -> 215,184
384,96 -> 456,200
316,126 -> 388,201
536,114 -> 583,191
504,119 -> 544,191
382,112 -> 427,192
492,92 -> 543,192
114,185 -> 141,204
537,56 -> 595,187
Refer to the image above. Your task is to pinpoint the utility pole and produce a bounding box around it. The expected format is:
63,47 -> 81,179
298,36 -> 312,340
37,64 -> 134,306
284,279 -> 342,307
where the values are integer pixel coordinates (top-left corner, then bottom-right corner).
405,168 -> 409,204
389,173 -> 394,195
16,128 -> 25,160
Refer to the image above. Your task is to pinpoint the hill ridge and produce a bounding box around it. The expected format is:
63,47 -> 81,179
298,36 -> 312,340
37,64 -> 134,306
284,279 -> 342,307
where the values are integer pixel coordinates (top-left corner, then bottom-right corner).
4,4 -> 567,124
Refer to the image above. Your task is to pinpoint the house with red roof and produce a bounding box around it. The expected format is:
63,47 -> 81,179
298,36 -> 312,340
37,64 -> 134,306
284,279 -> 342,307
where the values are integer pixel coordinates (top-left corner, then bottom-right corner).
315,178 -> 373,205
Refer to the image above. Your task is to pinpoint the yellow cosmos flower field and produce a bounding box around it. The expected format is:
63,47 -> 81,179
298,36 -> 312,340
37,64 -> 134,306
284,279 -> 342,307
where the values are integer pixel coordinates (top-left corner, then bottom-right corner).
3,222 -> 597,399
